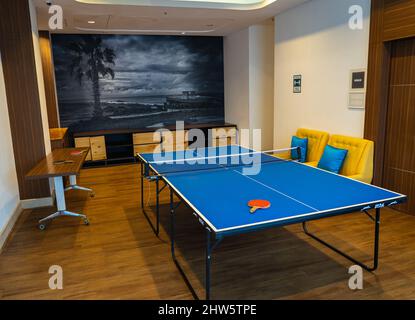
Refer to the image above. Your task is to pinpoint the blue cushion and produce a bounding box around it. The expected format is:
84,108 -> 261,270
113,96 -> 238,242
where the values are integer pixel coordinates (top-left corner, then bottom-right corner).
291,136 -> 308,163
318,145 -> 348,174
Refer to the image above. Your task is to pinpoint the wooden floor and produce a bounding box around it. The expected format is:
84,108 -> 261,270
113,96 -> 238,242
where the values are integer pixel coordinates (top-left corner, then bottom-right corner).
1,164 -> 415,300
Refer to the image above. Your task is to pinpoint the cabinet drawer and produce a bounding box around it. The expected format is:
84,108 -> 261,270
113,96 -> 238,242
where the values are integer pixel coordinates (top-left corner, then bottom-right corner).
162,131 -> 188,152
211,127 -> 237,139
74,137 -> 92,161
162,130 -> 187,144
91,149 -> 107,161
134,144 -> 161,155
90,136 -> 105,148
90,136 -> 107,160
162,142 -> 189,152
91,151 -> 107,161
74,137 -> 90,147
212,137 -> 234,147
133,132 -> 161,145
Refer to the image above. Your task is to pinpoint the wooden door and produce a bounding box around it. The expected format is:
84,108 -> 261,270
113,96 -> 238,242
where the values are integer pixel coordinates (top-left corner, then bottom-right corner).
383,37 -> 415,214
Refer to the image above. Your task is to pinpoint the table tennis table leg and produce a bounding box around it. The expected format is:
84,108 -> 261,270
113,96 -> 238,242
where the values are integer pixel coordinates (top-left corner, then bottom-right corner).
169,188 -> 198,299
169,187 -> 222,300
155,177 -> 160,235
206,229 -> 212,300
170,188 -> 175,257
302,208 -> 380,272
140,161 -> 161,236
140,162 -> 144,209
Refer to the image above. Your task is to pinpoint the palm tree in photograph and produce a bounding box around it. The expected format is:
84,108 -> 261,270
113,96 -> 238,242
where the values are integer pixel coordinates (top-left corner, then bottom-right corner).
67,35 -> 116,119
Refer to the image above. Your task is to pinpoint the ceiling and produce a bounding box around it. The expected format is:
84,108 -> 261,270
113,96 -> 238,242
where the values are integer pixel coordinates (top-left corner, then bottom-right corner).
75,0 -> 279,10
34,0 -> 308,36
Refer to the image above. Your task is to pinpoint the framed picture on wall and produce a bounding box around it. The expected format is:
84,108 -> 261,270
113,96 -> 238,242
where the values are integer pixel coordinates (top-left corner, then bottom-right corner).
51,34 -> 225,134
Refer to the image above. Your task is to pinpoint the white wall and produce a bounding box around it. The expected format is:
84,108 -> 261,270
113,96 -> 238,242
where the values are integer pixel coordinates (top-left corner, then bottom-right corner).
224,28 -> 250,131
249,20 -> 275,150
225,20 -> 275,150
0,54 -> 21,250
274,0 -> 370,149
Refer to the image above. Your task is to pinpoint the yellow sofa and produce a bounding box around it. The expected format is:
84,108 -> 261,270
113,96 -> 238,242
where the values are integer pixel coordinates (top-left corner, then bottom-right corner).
295,128 -> 330,167
326,135 -> 374,184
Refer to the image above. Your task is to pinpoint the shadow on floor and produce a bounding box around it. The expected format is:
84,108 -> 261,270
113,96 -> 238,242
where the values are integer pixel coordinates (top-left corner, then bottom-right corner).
138,203 -> 355,300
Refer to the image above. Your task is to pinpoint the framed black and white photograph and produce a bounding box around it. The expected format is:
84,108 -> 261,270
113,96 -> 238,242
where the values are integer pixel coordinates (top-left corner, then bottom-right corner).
52,34 -> 225,133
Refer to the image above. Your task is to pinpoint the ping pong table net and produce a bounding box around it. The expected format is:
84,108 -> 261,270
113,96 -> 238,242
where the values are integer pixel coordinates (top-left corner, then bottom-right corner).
145,146 -> 300,176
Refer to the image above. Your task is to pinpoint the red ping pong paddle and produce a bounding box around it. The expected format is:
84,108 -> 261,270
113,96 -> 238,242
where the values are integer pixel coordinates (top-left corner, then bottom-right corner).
248,200 -> 271,214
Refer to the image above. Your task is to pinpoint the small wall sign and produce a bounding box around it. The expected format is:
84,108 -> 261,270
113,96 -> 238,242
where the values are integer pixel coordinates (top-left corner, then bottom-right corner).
293,75 -> 302,93
349,69 -> 366,109
351,70 -> 365,90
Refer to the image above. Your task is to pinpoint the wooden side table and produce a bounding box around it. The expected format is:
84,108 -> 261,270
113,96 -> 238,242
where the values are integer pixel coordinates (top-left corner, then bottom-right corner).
26,148 -> 94,230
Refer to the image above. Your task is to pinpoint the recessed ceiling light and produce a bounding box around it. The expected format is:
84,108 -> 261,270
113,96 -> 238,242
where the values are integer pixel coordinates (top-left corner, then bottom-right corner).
181,32 -> 186,35
87,20 -> 96,24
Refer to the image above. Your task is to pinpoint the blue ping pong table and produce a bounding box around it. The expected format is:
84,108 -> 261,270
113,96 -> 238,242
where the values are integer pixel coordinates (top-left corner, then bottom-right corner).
137,145 -> 406,300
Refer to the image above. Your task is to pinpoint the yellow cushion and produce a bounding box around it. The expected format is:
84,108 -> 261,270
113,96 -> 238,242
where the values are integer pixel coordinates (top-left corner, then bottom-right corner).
327,135 -> 374,184
305,161 -> 318,167
296,128 -> 330,163
274,151 -> 291,160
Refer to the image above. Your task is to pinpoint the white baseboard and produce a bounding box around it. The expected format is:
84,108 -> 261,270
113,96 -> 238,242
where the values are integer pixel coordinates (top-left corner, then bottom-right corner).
0,203 -> 23,252
21,196 -> 54,209
0,194 -> 55,252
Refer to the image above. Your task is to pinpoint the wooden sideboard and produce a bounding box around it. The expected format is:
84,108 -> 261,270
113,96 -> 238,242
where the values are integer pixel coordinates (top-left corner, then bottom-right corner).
73,123 -> 237,166
133,131 -> 162,155
211,127 -> 237,146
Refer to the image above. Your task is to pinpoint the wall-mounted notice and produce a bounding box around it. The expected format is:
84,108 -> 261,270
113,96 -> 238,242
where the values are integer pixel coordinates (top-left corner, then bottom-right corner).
349,69 -> 366,109
351,71 -> 365,89
293,75 -> 302,93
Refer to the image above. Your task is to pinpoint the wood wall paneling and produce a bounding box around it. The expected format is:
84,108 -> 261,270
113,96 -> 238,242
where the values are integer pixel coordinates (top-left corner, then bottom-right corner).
39,31 -> 60,128
383,0 -> 415,41
383,37 -> 415,214
365,0 -> 389,185
365,0 -> 415,187
0,1 -> 50,199
365,0 -> 415,214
